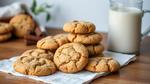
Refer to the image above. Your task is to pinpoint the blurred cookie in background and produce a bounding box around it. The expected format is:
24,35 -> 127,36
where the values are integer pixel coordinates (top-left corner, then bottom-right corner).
10,14 -> 35,38
0,22 -> 13,42
0,22 -> 13,34
0,33 -> 12,42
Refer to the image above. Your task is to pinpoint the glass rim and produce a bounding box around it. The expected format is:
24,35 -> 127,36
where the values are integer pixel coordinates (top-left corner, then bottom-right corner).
109,0 -> 143,4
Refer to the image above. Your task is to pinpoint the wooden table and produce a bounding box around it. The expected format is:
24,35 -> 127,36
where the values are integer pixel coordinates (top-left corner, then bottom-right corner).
0,28 -> 150,84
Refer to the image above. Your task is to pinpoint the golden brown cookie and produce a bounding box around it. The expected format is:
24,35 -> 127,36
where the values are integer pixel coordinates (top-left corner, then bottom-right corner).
0,33 -> 12,42
63,20 -> 95,34
86,44 -> 104,55
0,23 -> 13,34
85,57 -> 120,72
21,49 -> 54,60
13,55 -> 56,76
10,14 -> 35,38
37,34 -> 69,51
54,43 -> 88,73
68,33 -> 102,45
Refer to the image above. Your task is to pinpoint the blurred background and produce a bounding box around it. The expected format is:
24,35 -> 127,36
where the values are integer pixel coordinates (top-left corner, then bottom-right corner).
0,0 -> 150,33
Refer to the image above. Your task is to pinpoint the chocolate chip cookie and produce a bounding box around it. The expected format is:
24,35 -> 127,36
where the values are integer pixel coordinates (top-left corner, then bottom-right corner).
10,14 -> 35,38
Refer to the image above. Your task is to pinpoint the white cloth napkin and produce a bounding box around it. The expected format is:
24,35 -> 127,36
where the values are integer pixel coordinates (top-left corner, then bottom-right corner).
0,2 -> 24,19
0,51 -> 136,84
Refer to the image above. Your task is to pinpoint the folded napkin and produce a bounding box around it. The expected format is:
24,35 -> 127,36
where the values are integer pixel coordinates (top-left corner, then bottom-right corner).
0,51 -> 136,84
0,2 -> 24,19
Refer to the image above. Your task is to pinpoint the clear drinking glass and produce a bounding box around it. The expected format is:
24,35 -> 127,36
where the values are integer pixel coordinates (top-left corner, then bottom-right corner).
108,0 -> 150,55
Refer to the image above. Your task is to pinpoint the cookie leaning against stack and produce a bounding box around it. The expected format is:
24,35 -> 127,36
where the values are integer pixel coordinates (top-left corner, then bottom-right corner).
37,33 -> 69,51
0,22 -> 13,42
63,20 -> 104,57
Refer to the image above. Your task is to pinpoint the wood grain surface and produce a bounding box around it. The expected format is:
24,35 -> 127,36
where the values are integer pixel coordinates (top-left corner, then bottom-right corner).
0,28 -> 150,84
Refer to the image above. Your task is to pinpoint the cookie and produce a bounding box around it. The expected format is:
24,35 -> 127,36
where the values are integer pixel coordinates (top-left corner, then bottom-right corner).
85,57 -> 120,72
54,43 -> 88,73
68,33 -> 102,45
37,34 -> 69,51
63,20 -> 95,34
10,14 -> 35,38
0,23 -> 13,34
21,49 -> 54,60
0,33 -> 12,42
86,44 -> 104,55
13,55 -> 56,76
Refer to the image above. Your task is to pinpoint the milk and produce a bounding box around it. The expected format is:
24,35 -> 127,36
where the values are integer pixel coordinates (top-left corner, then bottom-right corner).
108,6 -> 143,54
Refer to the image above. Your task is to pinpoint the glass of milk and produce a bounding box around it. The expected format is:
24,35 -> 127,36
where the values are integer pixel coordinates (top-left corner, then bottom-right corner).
108,0 -> 150,55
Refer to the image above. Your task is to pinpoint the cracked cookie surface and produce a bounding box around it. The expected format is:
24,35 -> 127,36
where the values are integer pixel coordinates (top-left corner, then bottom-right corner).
54,43 -> 88,73
21,49 -> 54,60
86,44 -> 104,56
37,34 -> 69,51
13,55 -> 56,76
85,57 -> 120,72
68,33 -> 102,45
63,20 -> 95,34
10,14 -> 35,38
0,22 -> 13,34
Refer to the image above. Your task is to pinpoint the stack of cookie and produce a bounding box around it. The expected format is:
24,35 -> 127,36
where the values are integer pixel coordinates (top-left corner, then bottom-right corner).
13,20 -> 120,76
63,20 -> 104,57
0,23 -> 13,42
